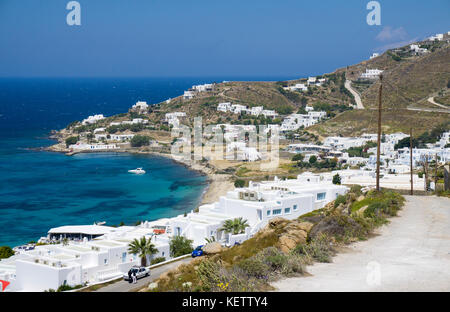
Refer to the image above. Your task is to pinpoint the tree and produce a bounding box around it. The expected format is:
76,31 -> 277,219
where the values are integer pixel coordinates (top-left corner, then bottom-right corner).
169,235 -> 193,258
128,236 -> 158,267
291,154 -> 304,162
309,155 -> 317,164
220,217 -> 249,235
131,135 -> 151,147
0,246 -> 14,259
332,173 -> 342,185
234,179 -> 245,188
65,136 -> 79,147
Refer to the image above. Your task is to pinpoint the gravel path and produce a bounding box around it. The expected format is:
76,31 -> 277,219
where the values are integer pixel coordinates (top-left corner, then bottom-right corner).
272,195 -> 450,292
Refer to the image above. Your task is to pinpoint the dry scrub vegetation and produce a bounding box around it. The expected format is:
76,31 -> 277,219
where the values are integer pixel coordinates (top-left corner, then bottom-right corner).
145,186 -> 405,292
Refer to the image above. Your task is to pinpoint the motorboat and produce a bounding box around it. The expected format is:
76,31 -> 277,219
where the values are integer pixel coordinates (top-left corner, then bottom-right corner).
128,168 -> 146,174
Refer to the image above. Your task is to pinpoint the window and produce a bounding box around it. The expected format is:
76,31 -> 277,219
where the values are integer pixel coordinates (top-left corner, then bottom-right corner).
293,205 -> 298,211
267,210 -> 271,216
273,209 -> 282,215
104,258 -> 108,265
317,192 -> 326,200
285,207 -> 291,214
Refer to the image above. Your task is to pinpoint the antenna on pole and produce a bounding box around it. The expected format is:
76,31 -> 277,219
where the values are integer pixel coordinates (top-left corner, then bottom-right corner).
376,74 -> 383,192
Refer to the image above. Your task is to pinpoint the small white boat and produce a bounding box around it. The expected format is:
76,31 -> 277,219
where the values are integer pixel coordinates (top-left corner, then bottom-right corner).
128,168 -> 146,174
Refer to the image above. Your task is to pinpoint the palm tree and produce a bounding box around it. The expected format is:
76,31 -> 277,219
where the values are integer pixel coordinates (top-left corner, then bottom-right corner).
205,236 -> 216,244
128,236 -> 158,267
220,218 -> 249,235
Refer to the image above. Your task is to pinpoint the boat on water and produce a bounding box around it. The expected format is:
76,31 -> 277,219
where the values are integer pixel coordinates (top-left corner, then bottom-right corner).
128,168 -> 146,174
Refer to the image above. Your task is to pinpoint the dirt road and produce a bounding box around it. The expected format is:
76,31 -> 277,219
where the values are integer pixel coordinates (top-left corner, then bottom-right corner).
273,196 -> 450,291
345,80 -> 364,109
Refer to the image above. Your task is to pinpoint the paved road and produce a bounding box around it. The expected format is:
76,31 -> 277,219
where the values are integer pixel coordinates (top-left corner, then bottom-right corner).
273,196 -> 450,291
345,80 -> 364,109
95,257 -> 192,292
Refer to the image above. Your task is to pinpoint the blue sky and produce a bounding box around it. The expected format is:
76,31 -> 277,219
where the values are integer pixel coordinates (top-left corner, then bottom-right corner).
0,0 -> 448,78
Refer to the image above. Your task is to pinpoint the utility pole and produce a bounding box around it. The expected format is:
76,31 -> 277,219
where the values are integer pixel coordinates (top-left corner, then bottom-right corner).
376,74 -> 383,192
434,153 -> 438,192
410,128 -> 413,195
423,156 -> 429,192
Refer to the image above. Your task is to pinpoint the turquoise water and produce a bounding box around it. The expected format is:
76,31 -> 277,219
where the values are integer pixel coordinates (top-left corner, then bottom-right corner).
0,134 -> 207,247
0,77 -> 295,247
0,78 -> 212,247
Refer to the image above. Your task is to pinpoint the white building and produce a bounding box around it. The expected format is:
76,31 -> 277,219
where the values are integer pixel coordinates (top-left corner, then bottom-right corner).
261,110 -> 278,118
323,136 -> 372,150
217,102 -> 232,112
428,33 -> 444,41
283,83 -> 308,92
165,112 -> 186,126
82,114 -> 105,125
281,110 -> 327,132
192,83 -> 214,92
250,106 -> 264,116
410,44 -> 428,55
2,223 -> 171,292
231,104 -> 248,114
170,175 -> 348,246
370,53 -> 380,59
131,101 -> 149,112
1,174 -> 348,291
69,143 -> 119,151
183,91 -> 195,100
307,77 -> 317,85
360,69 -> 383,79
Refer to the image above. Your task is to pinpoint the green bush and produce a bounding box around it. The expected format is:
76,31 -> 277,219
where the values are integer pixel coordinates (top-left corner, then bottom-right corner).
169,235 -> 193,258
238,257 -> 270,279
262,247 -> 288,270
150,257 -> 166,265
56,284 -> 84,292
234,179 -> 245,188
131,135 -> 151,147
0,246 -> 14,259
332,173 -> 341,185
334,194 -> 347,208
65,136 -> 79,147
294,235 -> 335,263
349,185 -> 363,196
291,154 -> 304,162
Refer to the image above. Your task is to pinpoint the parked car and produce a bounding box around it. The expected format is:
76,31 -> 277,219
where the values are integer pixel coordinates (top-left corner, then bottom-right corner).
123,266 -> 150,281
191,245 -> 204,258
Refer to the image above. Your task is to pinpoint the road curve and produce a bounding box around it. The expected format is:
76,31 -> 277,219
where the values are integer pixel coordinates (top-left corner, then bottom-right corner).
345,80 -> 364,109
272,195 -> 450,292
95,257 -> 192,292
427,96 -> 449,109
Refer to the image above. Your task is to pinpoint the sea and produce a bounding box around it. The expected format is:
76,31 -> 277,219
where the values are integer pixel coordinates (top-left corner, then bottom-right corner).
0,76 -> 295,248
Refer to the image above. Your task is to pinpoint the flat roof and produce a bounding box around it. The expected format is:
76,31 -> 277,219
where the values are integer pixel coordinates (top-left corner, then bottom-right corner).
48,225 -> 114,236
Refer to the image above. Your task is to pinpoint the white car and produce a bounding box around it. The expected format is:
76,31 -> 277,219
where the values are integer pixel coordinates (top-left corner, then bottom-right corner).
123,266 -> 150,281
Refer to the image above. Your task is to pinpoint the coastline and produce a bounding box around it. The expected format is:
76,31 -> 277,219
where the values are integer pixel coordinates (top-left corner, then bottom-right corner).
43,140 -> 234,211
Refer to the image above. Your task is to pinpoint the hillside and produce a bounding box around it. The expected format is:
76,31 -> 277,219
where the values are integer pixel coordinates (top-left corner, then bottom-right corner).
58,33 -> 450,141
147,74 -> 354,127
144,35 -> 449,136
